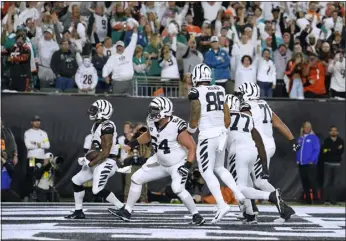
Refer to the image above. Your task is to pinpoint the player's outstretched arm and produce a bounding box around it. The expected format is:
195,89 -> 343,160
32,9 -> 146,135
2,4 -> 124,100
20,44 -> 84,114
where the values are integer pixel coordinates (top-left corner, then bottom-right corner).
178,130 -> 197,165
188,99 -> 201,132
251,127 -> 269,175
89,134 -> 113,167
223,103 -> 231,129
272,112 -> 295,141
126,131 -> 151,151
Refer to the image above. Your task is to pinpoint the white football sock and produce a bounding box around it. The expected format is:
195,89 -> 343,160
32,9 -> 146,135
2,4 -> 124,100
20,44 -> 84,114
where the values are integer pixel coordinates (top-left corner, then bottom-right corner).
241,187 -> 271,200
106,192 -> 124,209
74,190 -> 85,210
254,178 -> 275,192
177,190 -> 198,215
202,171 -> 227,209
215,167 -> 245,201
125,182 -> 142,213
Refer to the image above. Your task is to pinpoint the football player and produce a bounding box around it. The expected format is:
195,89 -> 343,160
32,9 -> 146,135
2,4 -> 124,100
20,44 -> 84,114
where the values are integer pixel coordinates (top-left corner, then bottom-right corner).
225,94 -> 294,224
109,97 -> 205,225
236,82 -> 298,222
65,99 -> 124,219
187,63 -> 245,224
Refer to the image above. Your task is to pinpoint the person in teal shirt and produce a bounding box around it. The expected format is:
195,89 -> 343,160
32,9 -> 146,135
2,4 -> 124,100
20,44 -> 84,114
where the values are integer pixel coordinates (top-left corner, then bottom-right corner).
133,45 -> 151,96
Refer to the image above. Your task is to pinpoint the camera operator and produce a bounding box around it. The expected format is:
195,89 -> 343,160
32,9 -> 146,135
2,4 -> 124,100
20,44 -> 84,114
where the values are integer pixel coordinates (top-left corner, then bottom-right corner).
24,115 -> 50,201
123,125 -> 152,202
34,152 -> 62,202
1,151 -> 21,202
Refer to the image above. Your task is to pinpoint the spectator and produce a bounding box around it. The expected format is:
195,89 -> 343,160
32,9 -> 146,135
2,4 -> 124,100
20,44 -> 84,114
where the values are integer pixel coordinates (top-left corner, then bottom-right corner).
146,10 -> 160,34
196,21 -> 212,54
273,44 -> 292,97
144,33 -> 161,77
5,32 -> 31,92
103,19 -> 138,95
117,121 -> 134,165
296,121 -> 321,204
1,119 -> 18,166
321,126 -> 344,205
1,151 -> 21,202
201,2 -> 222,22
204,36 -> 230,90
123,125 -> 151,203
23,115 -> 50,201
103,37 -> 116,57
234,55 -> 257,92
75,55 -> 98,94
110,3 -> 129,44
179,72 -> 193,97
37,28 -> 59,83
133,45 -> 151,96
159,39 -> 179,82
89,4 -> 108,45
92,43 -> 110,94
182,38 -> 203,74
50,39 -> 78,92
185,13 -> 201,37
285,52 -> 305,99
302,52 -> 326,98
257,48 -> 277,98
328,51 -> 345,99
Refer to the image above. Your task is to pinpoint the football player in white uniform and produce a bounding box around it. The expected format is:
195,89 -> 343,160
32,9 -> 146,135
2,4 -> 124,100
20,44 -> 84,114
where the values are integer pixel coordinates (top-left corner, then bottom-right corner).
109,97 -> 205,225
65,100 -> 124,219
187,63 -> 245,224
236,82 -> 298,222
225,94 -> 294,224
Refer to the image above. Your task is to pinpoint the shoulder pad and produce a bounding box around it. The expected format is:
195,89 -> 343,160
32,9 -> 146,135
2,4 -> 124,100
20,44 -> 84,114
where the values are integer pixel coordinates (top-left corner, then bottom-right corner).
175,118 -> 187,134
240,102 -> 251,112
188,88 -> 199,100
101,121 -> 115,135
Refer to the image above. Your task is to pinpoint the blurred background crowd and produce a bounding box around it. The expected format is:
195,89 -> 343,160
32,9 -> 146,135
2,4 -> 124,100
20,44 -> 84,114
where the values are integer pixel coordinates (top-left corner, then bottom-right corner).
1,1 -> 345,99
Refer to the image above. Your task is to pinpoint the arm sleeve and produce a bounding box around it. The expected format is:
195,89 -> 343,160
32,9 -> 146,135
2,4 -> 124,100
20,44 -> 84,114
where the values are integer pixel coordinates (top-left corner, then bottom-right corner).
41,131 -> 50,149
217,52 -> 230,68
188,87 -> 199,100
24,131 -> 37,150
102,56 -> 113,78
125,32 -> 138,56
204,51 -> 216,68
50,52 -> 60,75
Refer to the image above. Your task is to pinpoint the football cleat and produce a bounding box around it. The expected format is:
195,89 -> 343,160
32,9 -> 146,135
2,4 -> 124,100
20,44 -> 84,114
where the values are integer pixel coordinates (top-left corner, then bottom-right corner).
109,206 -> 131,222
64,210 -> 85,219
211,205 -> 231,224
242,214 -> 258,224
268,189 -> 284,215
191,213 -> 205,225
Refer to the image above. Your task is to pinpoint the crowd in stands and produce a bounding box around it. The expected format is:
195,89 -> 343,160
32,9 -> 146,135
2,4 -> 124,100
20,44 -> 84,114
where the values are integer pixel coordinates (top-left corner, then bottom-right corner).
1,1 -> 345,99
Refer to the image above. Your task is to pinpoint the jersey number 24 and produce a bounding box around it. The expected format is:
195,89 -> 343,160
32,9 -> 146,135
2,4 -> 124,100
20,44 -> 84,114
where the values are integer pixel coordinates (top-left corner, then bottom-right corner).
206,92 -> 224,112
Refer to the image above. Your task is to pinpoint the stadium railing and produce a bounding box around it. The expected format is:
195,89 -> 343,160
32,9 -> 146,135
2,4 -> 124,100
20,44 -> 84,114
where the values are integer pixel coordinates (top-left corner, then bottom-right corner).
132,76 -> 181,98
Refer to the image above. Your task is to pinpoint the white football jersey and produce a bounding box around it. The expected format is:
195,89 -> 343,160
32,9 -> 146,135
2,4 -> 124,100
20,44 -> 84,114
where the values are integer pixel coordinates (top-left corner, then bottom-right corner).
103,46 -> 116,57
92,14 -> 108,43
90,120 -> 119,156
247,99 -> 274,146
75,65 -> 98,90
188,85 -> 226,139
147,115 -> 187,167
228,111 -> 256,151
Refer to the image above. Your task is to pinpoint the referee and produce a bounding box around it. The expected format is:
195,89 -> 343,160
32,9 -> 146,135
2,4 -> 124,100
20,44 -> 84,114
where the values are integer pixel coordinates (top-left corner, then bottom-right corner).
24,116 -> 50,201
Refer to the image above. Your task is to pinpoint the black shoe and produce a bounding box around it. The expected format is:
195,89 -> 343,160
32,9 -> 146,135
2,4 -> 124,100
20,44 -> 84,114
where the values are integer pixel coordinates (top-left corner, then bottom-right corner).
65,210 -> 85,219
280,203 -> 295,221
191,213 -> 205,225
242,214 -> 258,224
235,211 -> 246,221
269,189 -> 284,215
109,206 -> 131,221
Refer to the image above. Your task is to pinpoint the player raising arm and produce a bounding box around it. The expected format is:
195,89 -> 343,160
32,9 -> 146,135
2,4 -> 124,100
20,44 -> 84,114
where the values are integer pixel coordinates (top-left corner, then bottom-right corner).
109,97 -> 205,225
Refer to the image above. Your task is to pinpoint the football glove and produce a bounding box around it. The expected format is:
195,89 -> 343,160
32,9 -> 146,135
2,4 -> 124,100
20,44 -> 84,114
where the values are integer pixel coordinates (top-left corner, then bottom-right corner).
178,161 -> 192,176
290,138 -> 301,152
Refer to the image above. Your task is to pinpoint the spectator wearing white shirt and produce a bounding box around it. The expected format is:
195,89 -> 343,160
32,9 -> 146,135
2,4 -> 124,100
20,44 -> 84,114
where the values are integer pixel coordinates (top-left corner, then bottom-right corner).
257,49 -> 277,98
103,19 -> 138,95
235,55 -> 257,91
103,37 -> 116,57
89,4 -> 108,44
37,28 -> 59,83
201,2 -> 222,22
23,115 -> 50,200
18,2 -> 40,26
75,56 -> 98,94
328,51 -> 345,99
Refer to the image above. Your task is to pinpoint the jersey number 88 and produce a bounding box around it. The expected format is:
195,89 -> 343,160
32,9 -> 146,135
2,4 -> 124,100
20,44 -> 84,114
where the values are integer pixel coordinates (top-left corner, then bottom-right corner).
206,92 -> 224,112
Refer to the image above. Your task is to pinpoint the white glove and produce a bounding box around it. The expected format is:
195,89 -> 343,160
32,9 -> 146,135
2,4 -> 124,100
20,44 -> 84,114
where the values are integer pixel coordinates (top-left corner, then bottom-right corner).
78,157 -> 90,166
126,18 -> 139,28
168,22 -> 178,35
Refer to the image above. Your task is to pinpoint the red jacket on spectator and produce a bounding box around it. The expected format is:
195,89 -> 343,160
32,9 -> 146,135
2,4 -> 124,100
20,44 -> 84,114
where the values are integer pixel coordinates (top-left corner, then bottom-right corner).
303,61 -> 326,95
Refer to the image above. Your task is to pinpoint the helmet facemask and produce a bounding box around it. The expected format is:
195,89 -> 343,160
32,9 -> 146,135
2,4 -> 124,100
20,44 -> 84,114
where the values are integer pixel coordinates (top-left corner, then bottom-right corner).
148,105 -> 162,122
87,105 -> 99,121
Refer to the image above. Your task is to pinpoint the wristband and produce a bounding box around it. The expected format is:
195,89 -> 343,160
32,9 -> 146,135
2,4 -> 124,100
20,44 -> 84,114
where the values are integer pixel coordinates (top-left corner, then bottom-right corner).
185,161 -> 193,169
128,139 -> 139,149
187,124 -> 197,134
